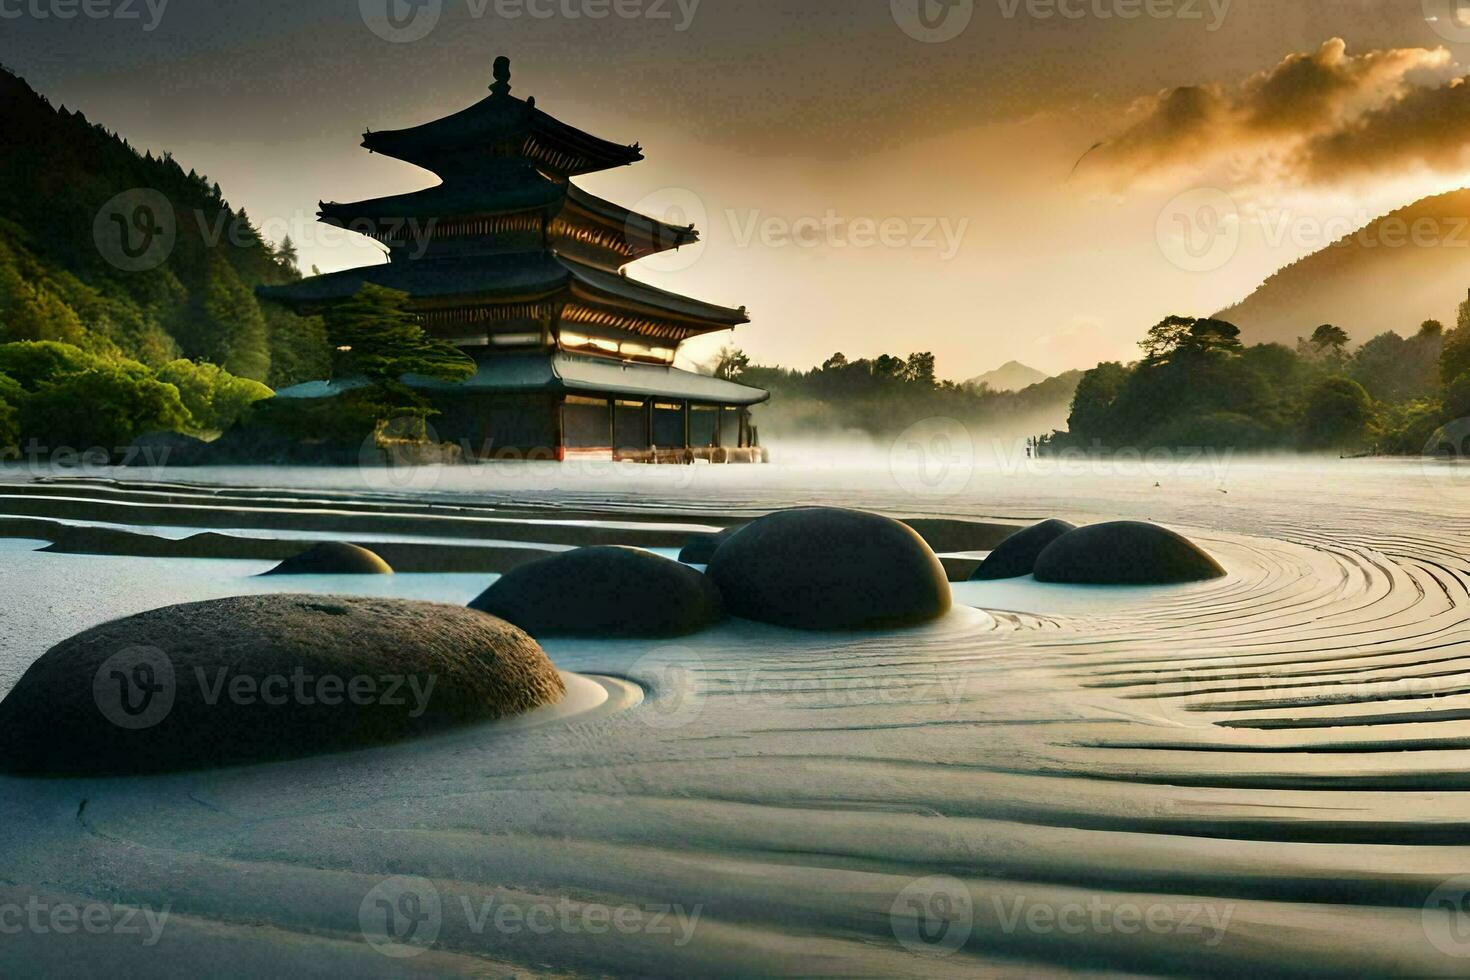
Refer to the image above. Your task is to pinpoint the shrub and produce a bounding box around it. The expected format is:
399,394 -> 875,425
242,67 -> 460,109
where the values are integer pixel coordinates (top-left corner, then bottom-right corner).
19,365 -> 190,451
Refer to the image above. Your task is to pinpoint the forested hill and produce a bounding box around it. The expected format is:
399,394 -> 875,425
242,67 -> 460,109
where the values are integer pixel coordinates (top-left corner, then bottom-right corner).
0,66 -> 327,387
1217,189 -> 1470,350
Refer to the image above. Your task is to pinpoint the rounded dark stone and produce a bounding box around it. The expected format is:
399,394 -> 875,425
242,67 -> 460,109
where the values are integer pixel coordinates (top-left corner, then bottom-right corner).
677,526 -> 743,565
1033,521 -> 1226,585
262,542 -> 393,576
706,508 -> 951,630
469,546 -> 724,638
0,595 -> 565,775
970,519 -> 1077,581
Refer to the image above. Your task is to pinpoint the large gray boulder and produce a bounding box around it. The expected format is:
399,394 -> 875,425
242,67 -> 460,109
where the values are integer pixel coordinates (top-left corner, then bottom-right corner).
707,508 -> 951,630
470,546 -> 724,638
970,519 -> 1077,581
262,542 -> 393,576
0,595 -> 565,775
1033,521 -> 1226,585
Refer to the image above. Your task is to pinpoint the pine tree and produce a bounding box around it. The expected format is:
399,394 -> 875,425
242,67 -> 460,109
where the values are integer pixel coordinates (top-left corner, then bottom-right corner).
323,284 -> 473,413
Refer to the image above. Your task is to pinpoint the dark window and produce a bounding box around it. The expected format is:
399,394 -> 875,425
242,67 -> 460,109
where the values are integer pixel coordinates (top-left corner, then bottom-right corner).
614,401 -> 649,450
563,397 -> 610,449
653,402 -> 685,447
690,406 -> 718,447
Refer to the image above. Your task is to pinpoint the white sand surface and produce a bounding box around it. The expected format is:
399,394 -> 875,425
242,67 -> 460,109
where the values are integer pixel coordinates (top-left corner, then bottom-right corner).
3,457 -> 1470,975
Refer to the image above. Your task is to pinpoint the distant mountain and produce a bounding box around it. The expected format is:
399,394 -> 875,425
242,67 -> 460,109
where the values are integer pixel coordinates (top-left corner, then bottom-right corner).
0,66 -> 326,386
967,360 -> 1049,392
1218,189 -> 1470,347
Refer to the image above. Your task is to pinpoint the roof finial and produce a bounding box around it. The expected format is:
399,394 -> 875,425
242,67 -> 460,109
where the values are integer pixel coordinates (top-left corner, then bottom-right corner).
491,56 -> 512,98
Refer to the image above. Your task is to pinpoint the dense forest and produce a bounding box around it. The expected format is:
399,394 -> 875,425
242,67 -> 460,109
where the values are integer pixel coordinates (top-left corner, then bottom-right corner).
0,66 -> 331,454
1050,310 -> 1470,455
724,349 -> 1082,442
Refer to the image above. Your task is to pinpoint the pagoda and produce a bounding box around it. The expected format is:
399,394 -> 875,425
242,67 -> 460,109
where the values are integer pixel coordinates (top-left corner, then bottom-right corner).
261,56 -> 768,463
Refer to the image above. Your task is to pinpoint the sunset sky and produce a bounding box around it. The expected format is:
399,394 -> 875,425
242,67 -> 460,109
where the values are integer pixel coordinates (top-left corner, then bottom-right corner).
10,0 -> 1470,378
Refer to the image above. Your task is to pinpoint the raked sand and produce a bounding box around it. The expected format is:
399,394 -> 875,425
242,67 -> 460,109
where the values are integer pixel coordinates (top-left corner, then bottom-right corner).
2,457 -> 1470,975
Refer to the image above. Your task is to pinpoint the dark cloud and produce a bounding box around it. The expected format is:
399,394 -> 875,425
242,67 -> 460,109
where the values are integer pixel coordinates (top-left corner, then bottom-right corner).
1088,38 -> 1458,186
1305,75 -> 1470,181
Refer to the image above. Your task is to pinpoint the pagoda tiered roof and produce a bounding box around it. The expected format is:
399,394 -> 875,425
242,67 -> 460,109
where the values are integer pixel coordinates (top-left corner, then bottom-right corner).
317,165 -> 697,266
363,59 -> 642,177
260,253 -> 747,341
259,56 -> 750,361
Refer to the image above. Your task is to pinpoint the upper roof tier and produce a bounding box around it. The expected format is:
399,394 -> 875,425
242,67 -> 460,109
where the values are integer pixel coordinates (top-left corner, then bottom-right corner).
362,57 -> 643,177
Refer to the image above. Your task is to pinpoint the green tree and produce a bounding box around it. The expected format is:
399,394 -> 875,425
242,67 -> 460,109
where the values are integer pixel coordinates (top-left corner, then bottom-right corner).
1300,376 -> 1374,451
1442,297 -> 1470,385
0,372 -> 20,454
1140,315 -> 1243,362
323,284 -> 473,416
19,364 -> 190,449
0,340 -> 99,389
1066,361 -> 1129,443
712,345 -> 751,381
904,352 -> 937,387
156,358 -> 272,432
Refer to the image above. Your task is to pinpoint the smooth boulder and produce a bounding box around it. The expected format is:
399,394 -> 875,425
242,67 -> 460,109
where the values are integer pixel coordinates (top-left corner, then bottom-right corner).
707,508 -> 951,630
470,546 -> 724,638
0,595 -> 565,775
1033,521 -> 1226,585
970,519 -> 1077,581
262,541 -> 393,576
677,526 -> 743,565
